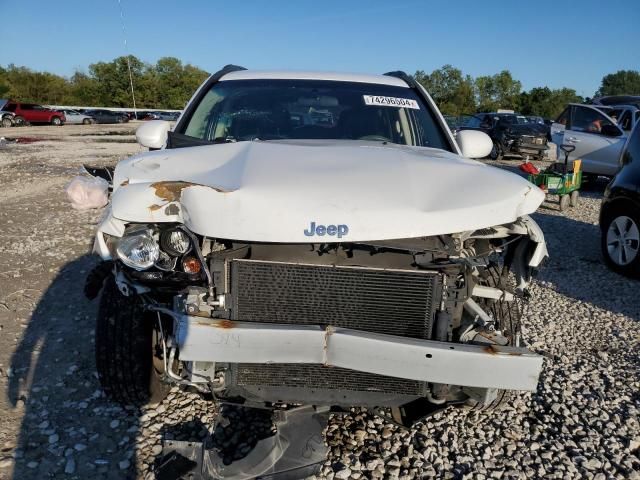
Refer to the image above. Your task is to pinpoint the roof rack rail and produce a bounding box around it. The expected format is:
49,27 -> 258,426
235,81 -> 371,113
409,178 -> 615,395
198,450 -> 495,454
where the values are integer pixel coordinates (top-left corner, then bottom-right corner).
383,70 -> 417,88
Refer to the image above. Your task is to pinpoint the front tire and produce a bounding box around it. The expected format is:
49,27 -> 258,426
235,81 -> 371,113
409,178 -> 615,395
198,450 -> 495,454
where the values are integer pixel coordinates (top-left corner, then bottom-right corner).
464,264 -> 522,411
601,206 -> 640,278
95,277 -> 169,406
1,116 -> 12,128
489,142 -> 503,160
82,118 -> 92,125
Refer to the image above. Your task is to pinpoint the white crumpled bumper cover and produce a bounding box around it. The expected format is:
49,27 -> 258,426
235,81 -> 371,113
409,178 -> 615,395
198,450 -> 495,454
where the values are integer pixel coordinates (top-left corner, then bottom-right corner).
174,316 -> 543,391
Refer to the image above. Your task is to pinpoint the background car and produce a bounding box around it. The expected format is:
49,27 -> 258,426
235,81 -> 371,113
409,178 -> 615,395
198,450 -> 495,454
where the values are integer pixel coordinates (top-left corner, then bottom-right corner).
1,100 -> 66,125
83,109 -> 129,124
142,111 -> 180,121
551,104 -> 627,177
0,99 -> 16,127
59,109 -> 95,125
599,121 -> 640,277
593,95 -> 640,109
457,112 -> 548,160
597,104 -> 639,133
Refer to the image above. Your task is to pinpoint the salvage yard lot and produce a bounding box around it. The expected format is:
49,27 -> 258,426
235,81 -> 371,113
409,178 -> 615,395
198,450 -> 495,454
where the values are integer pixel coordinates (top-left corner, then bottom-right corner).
0,125 -> 638,479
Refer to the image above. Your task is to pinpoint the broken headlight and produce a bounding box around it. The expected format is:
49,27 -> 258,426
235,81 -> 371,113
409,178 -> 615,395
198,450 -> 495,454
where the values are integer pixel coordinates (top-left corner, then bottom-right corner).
116,228 -> 160,270
160,228 -> 191,256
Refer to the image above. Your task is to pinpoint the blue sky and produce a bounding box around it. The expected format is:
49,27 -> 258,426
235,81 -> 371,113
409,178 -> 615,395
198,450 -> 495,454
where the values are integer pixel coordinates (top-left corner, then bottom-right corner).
1,0 -> 638,97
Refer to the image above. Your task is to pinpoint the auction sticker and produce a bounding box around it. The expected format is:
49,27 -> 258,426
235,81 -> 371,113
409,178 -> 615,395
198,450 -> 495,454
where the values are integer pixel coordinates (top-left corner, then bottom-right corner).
363,95 -> 420,109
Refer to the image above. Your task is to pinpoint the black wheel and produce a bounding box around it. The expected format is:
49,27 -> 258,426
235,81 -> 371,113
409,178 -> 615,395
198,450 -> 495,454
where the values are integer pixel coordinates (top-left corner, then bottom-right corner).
601,206 -> 640,278
14,115 -> 27,126
95,277 -> 169,406
570,190 -> 579,207
559,194 -> 570,211
51,116 -> 63,126
489,142 -> 503,160
82,118 -> 92,125
464,264 -> 522,411
1,116 -> 12,128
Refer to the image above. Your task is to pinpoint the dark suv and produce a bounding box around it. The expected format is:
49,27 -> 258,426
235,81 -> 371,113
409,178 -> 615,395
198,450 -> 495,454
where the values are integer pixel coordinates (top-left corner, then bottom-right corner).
600,122 -> 640,277
457,113 -> 548,160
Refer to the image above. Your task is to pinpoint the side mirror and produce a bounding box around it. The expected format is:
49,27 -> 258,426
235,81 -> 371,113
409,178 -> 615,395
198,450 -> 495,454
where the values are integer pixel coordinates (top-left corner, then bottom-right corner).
456,129 -> 493,159
136,120 -> 170,149
601,124 -> 623,137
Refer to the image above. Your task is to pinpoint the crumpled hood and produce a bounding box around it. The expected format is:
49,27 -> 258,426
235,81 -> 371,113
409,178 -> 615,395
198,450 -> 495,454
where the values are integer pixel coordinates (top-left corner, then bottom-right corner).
110,140 -> 544,242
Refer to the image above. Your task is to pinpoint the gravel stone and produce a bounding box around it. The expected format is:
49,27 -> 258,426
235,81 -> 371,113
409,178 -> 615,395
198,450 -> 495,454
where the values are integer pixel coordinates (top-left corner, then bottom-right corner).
64,457 -> 76,474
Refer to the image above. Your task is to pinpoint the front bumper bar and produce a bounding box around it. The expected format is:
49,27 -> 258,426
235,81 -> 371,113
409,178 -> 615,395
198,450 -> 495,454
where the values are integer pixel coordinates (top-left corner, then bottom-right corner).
174,316 -> 543,391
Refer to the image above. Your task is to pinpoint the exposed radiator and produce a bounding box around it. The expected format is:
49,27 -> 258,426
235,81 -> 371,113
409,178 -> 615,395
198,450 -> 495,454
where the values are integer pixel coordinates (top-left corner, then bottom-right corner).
229,259 -> 440,339
227,259 -> 440,397
236,364 -> 427,396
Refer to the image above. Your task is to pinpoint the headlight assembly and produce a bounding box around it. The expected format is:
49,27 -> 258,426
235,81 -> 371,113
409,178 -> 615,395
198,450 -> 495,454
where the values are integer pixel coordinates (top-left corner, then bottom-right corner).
116,228 -> 160,270
160,228 -> 192,256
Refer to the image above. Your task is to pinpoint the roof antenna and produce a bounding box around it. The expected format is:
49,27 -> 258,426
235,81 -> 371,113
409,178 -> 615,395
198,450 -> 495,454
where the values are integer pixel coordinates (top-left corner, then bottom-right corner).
117,0 -> 138,119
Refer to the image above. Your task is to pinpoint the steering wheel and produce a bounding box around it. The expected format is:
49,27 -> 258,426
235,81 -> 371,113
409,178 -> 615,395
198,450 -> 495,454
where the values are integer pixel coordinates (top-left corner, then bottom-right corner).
358,135 -> 391,142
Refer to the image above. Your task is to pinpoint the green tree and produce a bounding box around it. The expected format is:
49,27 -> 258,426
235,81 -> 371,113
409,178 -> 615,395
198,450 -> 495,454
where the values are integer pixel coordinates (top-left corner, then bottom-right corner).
87,55 -> 146,107
596,70 -> 640,96
1,64 -> 72,104
475,70 -> 522,112
153,57 -> 209,109
68,72 -> 100,105
0,66 -> 10,98
414,65 -> 476,115
518,86 -> 583,119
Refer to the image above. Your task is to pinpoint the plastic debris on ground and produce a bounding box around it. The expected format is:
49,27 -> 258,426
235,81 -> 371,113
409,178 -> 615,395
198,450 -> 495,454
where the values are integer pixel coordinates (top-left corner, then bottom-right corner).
65,175 -> 109,210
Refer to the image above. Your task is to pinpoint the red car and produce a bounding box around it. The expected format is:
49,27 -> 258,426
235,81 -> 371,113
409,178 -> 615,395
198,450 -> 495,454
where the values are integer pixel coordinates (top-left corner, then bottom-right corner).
3,101 -> 66,125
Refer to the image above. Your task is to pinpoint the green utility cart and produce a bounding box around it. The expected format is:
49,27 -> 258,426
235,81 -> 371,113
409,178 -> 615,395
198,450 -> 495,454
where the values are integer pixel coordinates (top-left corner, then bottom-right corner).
527,144 -> 582,211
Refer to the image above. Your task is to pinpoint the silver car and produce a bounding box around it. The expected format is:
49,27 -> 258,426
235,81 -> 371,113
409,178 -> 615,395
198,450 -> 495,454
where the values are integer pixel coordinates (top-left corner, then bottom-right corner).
60,109 -> 95,125
551,103 -> 629,177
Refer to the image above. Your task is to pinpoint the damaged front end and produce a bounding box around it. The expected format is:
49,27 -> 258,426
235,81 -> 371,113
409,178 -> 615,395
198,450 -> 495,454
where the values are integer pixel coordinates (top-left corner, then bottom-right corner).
92,210 -> 546,408
88,201 -> 547,478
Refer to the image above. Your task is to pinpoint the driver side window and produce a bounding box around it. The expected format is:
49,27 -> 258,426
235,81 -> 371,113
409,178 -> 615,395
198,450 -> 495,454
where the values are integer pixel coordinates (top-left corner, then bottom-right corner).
570,106 -> 613,134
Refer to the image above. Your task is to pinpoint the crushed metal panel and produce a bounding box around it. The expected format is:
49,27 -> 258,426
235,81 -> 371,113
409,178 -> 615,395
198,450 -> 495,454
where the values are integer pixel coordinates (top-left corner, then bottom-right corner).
108,140 -> 545,242
176,318 -> 325,364
174,317 -> 543,391
325,328 -> 543,391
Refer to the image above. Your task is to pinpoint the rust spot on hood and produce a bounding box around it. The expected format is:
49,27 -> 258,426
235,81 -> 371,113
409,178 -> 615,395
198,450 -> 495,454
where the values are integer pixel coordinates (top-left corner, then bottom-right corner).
150,181 -> 233,203
149,204 -> 163,211
483,345 -> 498,355
151,181 -> 198,202
216,320 -> 235,329
120,179 -> 129,186
195,319 -> 235,329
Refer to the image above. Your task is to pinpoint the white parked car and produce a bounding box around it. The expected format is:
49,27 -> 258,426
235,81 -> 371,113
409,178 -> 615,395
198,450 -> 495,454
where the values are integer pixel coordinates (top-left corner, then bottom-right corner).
60,109 -> 95,125
551,103 -> 628,177
87,66 -> 548,476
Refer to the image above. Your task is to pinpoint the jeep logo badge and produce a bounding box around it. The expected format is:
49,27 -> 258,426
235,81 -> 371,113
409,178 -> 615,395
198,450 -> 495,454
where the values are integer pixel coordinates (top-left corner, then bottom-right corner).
304,221 -> 349,239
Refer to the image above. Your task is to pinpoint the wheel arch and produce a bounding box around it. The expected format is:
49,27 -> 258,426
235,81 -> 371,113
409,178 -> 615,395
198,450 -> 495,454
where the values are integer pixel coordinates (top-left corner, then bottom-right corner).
600,195 -> 640,231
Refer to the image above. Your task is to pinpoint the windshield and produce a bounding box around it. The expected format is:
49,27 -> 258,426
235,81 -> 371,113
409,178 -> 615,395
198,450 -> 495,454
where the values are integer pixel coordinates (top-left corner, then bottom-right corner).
177,79 -> 450,150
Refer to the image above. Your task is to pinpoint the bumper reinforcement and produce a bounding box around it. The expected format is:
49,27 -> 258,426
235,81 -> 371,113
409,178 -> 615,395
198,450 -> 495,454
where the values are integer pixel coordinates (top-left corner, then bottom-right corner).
175,317 -> 543,391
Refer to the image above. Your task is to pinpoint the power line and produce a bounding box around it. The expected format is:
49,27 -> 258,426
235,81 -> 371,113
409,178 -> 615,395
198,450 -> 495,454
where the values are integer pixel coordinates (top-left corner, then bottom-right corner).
117,0 -> 137,118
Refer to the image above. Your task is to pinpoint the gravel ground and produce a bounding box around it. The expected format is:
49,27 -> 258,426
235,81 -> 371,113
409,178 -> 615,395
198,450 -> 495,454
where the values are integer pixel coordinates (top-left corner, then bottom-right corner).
0,127 -> 638,480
